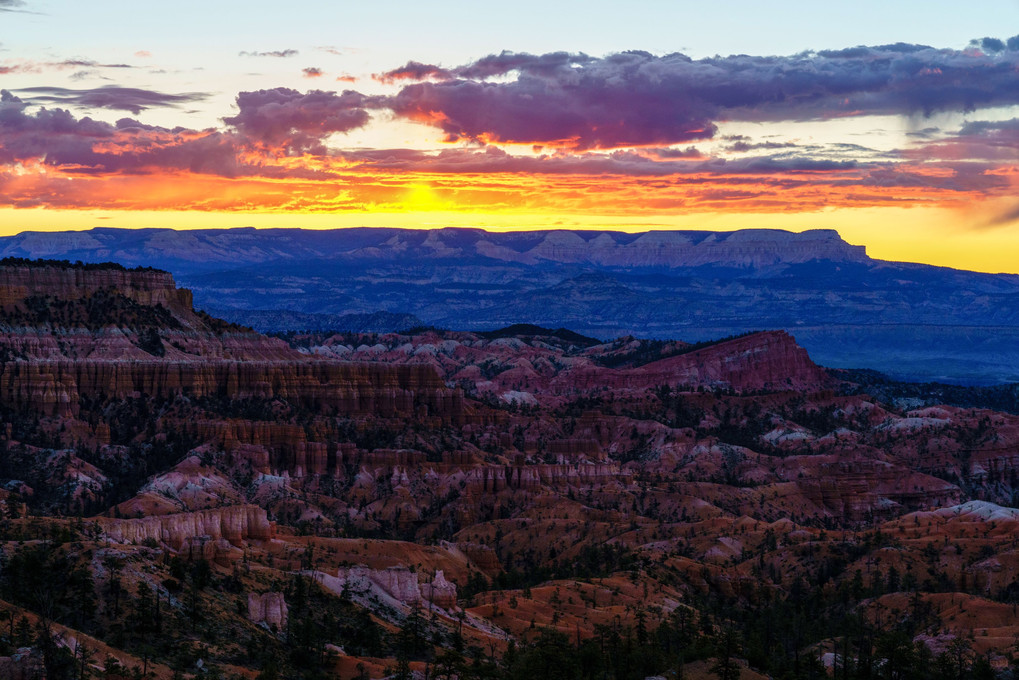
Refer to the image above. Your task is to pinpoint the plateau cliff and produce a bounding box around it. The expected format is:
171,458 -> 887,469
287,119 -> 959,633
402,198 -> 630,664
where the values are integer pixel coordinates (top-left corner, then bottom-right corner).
0,260 -> 463,421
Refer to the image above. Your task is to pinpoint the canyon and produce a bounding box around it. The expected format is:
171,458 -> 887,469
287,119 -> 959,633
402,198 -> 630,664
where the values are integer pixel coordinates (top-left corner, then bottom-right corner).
2,260 -> 1019,678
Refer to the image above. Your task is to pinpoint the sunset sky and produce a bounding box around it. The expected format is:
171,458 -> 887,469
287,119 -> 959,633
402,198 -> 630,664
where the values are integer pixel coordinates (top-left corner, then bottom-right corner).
2,0 -> 1019,272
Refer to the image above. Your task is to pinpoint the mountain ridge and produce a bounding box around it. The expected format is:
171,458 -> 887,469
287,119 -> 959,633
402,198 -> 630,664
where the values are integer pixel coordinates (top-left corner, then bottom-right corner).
3,226 -> 1019,383
0,226 -> 871,272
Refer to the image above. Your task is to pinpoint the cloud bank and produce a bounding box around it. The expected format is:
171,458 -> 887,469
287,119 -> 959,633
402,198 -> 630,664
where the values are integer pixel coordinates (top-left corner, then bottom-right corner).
0,39 -> 1016,216
380,42 -> 1019,149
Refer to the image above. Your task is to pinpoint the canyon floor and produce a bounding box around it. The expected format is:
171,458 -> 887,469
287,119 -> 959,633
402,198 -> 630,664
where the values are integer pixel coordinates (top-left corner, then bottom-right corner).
1,260 -> 1018,679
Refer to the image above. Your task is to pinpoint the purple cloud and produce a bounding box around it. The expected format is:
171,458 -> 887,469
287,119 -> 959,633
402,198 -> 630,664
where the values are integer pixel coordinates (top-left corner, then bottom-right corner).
375,61 -> 452,83
223,87 -> 372,153
0,58 -> 132,76
971,37 -> 1007,53
0,86 -> 376,174
52,59 -> 132,69
985,202 -> 1019,228
957,118 -> 1019,137
646,146 -> 703,159
911,118 -> 1019,162
384,41 -> 1019,150
0,90 -> 243,176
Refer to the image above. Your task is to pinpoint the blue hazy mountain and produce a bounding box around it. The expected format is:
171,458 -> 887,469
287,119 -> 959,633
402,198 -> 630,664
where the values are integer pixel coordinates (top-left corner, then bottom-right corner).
4,226 -> 1018,384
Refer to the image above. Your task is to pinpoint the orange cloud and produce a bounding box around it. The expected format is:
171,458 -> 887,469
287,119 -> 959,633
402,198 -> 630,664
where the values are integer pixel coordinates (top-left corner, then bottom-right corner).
0,85 -> 1013,225
0,155 -> 992,219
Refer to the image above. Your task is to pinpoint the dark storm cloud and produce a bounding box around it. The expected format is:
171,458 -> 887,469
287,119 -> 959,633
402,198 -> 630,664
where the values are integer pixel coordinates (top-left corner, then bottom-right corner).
382,41 -> 1019,150
15,86 -> 210,114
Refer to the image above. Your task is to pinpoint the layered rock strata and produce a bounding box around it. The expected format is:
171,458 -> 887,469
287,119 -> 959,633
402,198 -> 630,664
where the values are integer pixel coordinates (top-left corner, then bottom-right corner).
0,359 -> 461,419
0,265 -> 193,314
97,505 -> 274,550
0,263 -> 463,422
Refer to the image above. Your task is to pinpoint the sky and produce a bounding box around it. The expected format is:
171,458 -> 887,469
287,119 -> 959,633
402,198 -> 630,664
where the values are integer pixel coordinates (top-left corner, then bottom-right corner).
2,0 -> 1019,272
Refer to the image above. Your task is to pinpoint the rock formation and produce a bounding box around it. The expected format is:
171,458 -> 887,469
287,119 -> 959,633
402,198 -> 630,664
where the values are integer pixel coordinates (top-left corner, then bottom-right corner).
0,261 -> 463,422
0,264 -> 193,314
0,358 -> 462,419
329,565 -> 457,610
248,592 -> 289,630
97,505 -> 274,550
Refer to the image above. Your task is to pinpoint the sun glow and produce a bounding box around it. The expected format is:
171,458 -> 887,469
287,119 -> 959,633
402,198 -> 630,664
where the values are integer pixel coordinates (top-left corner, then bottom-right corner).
400,183 -> 452,212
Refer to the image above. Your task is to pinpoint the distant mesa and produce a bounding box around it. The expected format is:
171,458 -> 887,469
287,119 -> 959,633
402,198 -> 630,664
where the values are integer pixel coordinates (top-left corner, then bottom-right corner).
0,226 -> 868,273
